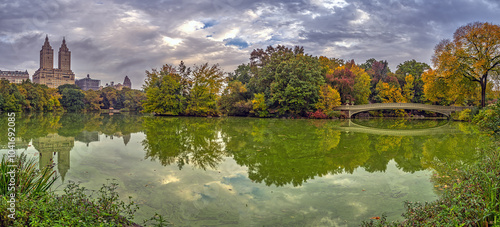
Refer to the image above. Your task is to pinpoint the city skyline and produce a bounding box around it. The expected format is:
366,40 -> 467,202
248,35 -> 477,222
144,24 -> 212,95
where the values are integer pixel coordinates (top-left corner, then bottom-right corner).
1,0 -> 500,89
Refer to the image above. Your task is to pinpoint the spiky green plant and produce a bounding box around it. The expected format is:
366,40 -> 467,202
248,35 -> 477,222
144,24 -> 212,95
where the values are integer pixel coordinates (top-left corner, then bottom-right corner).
0,153 -> 58,196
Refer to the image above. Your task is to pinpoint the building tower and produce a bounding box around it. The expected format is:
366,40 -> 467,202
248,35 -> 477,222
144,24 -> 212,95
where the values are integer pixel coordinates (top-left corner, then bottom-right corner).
58,37 -> 71,71
33,35 -> 75,88
123,75 -> 132,89
40,35 -> 54,69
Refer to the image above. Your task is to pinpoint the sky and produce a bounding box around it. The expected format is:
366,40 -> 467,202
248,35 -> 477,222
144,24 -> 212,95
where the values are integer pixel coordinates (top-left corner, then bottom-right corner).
1,0 -> 499,89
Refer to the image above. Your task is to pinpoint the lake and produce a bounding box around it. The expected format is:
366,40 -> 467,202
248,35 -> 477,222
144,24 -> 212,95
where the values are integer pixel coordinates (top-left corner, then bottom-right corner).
0,113 -> 485,226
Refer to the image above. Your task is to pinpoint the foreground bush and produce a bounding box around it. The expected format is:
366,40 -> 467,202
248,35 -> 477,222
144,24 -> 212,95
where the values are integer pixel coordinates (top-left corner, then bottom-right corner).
0,181 -> 139,226
473,100 -> 500,134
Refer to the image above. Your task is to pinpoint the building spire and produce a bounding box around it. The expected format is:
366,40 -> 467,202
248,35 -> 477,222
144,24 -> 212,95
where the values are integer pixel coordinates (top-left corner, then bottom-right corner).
43,34 -> 50,46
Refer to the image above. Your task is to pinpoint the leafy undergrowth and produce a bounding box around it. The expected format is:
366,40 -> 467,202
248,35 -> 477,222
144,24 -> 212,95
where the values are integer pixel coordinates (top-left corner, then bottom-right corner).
0,180 -> 141,226
362,138 -> 500,226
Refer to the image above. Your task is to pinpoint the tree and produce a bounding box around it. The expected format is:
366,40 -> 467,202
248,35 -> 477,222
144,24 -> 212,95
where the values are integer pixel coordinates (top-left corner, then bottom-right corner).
396,60 -> 430,103
230,64 -> 252,84
83,90 -> 103,111
60,88 -> 85,112
318,56 -> 344,76
251,93 -> 269,117
315,84 -> 341,113
185,63 -> 225,116
327,66 -> 356,104
422,69 -> 480,105
248,45 -> 304,97
122,88 -> 146,111
57,84 -> 80,93
218,80 -> 251,116
432,22 -> 500,107
100,87 -> 118,109
395,60 -> 430,81
376,81 -> 404,103
270,54 -> 324,116
350,63 -> 372,104
402,74 -> 415,102
142,64 -> 186,115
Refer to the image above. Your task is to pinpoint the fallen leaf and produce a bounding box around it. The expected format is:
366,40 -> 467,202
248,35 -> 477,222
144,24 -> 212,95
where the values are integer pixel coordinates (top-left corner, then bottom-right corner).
370,217 -> 380,220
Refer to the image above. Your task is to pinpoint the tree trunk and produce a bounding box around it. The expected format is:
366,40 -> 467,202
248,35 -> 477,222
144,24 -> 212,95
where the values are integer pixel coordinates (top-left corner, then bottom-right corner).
481,75 -> 487,107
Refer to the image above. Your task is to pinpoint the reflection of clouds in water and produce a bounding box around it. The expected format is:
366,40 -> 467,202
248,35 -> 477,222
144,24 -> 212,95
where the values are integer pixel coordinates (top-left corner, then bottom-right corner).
176,188 -> 201,201
160,174 -> 180,184
331,178 -> 355,187
317,216 -> 347,227
348,201 -> 368,218
218,157 -> 247,177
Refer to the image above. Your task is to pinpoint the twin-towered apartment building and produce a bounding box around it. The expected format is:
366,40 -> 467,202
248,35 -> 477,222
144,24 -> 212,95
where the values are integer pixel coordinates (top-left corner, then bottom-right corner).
0,35 -> 131,90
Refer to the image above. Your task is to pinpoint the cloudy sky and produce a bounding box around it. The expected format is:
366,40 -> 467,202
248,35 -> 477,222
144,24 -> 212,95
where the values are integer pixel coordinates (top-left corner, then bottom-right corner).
1,0 -> 499,89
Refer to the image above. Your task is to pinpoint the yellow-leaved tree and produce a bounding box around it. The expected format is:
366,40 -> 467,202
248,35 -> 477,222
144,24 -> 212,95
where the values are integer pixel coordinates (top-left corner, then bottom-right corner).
432,22 -> 500,107
315,84 -> 341,113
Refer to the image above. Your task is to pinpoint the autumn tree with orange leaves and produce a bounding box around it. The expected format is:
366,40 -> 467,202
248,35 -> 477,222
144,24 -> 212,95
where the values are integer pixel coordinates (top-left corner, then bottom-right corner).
432,22 -> 500,107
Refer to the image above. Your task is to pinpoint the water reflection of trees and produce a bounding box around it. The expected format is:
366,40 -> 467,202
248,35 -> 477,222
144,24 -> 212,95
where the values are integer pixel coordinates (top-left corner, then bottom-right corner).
0,112 -> 144,147
0,112 -> 145,182
142,117 -> 483,187
142,117 -> 226,170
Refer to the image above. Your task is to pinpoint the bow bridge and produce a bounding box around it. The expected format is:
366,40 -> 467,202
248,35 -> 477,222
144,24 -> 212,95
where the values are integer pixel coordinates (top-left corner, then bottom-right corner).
334,103 -> 471,118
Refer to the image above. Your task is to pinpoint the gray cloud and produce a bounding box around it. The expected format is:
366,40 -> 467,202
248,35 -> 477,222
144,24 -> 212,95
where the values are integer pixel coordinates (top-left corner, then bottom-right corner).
1,0 -> 500,88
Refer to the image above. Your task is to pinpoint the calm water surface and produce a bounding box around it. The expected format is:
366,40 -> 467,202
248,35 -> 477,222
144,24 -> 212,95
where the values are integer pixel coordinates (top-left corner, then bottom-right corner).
0,113 -> 486,226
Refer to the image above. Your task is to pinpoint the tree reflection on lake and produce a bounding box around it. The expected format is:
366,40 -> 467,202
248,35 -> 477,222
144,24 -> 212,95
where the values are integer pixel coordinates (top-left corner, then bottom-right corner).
141,117 -> 482,187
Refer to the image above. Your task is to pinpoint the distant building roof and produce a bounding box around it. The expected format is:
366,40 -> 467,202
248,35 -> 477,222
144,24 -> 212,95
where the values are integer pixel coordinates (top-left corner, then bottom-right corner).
0,70 -> 29,76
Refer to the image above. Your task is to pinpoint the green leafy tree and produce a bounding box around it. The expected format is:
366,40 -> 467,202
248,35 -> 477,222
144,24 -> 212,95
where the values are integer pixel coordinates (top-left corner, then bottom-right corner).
270,54 -> 324,116
230,64 -> 252,84
185,63 -> 225,116
395,60 -> 430,103
122,88 -> 146,111
100,87 -> 118,109
0,80 -> 24,112
248,45 -> 303,97
143,64 -> 186,115
60,88 -> 85,112
83,89 -> 103,111
218,80 -> 252,116
57,84 -> 80,93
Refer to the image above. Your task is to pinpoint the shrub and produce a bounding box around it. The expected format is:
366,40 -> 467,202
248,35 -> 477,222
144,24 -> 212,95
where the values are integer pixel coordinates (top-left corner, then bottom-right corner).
457,109 -> 472,121
0,180 -> 139,226
327,110 -> 342,118
473,100 -> 500,133
251,93 -> 270,118
307,110 -> 328,119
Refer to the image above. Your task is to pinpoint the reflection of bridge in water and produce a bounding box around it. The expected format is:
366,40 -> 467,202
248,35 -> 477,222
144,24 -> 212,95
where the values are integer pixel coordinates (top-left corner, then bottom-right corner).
336,119 -> 462,136
334,103 -> 471,118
